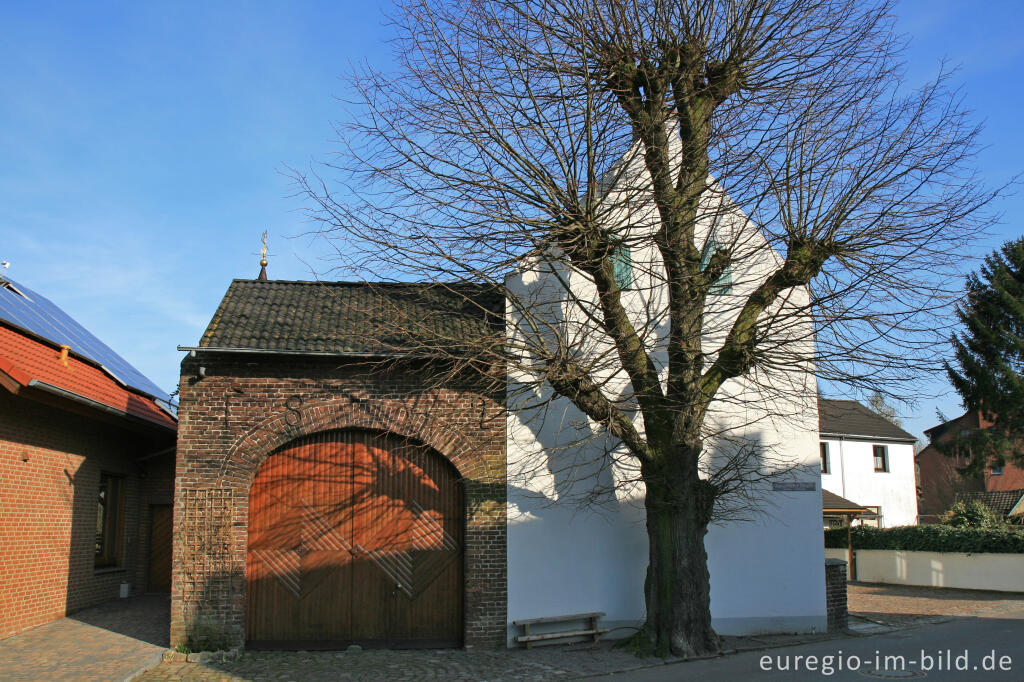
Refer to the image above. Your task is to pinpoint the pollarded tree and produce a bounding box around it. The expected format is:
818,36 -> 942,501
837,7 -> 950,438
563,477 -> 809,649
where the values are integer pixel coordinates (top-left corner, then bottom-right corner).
945,237 -> 1024,474
295,0 -> 998,657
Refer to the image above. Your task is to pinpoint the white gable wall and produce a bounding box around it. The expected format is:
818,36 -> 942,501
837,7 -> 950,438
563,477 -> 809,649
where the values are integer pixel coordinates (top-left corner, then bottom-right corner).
820,438 -> 918,527
503,170 -> 828,641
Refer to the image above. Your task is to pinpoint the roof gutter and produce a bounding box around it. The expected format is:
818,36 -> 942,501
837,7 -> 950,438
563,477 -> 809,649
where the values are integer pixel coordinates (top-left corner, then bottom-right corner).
26,379 -> 176,432
819,431 -> 917,444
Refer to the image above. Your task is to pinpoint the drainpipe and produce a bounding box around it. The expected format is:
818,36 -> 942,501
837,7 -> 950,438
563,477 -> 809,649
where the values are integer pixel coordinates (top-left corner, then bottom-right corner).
838,437 -> 847,500
846,514 -> 856,580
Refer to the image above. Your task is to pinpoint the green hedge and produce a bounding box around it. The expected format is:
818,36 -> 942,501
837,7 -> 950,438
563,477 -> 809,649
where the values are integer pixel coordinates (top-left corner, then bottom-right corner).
824,524 -> 1024,554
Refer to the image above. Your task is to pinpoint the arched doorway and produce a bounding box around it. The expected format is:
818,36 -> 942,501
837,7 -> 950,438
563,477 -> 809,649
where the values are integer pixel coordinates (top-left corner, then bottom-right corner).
246,429 -> 464,648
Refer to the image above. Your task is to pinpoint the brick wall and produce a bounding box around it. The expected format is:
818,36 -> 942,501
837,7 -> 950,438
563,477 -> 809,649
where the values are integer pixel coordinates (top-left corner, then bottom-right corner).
0,390 -> 174,639
172,355 -> 507,650
824,558 -> 848,632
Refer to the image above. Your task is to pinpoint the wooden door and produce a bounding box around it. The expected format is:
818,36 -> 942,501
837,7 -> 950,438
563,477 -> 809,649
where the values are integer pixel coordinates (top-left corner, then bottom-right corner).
148,505 -> 173,592
246,430 -> 463,648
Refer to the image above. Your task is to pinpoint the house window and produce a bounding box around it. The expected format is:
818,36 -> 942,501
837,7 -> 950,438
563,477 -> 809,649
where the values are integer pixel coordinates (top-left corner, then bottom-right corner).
96,473 -> 125,568
860,505 -> 881,528
701,237 -> 732,294
873,445 -> 889,472
820,442 -> 830,474
612,246 -> 632,290
990,465 -> 1004,475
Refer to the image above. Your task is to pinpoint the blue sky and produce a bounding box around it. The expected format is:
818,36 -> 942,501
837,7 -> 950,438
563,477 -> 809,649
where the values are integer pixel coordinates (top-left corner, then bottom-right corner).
1,0 -> 1021,441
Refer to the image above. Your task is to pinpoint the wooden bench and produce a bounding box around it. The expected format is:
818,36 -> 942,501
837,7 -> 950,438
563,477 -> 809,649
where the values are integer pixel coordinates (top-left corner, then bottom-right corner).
513,611 -> 608,648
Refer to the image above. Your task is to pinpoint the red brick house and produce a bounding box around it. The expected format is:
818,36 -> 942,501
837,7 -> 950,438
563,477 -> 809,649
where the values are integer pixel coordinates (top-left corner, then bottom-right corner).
916,409 -> 1024,522
173,279 -> 506,651
0,276 -> 177,639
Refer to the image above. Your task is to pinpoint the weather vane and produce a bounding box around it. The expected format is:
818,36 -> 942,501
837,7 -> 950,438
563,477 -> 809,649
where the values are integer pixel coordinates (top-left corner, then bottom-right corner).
257,231 -> 270,281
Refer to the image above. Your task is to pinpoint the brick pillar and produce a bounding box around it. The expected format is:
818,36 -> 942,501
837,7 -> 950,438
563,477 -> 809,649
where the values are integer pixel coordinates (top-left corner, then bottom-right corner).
825,558 -> 848,632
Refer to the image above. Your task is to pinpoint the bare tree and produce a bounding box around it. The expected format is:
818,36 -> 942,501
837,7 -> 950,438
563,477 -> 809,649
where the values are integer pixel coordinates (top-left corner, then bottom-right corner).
869,391 -> 902,428
294,0 -> 999,657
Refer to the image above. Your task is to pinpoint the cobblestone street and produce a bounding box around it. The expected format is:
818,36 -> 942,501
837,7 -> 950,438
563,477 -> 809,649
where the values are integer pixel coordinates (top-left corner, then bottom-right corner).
847,582 -> 1024,626
5,584 -> 1022,681
135,645 -> 672,682
133,633 -> 842,681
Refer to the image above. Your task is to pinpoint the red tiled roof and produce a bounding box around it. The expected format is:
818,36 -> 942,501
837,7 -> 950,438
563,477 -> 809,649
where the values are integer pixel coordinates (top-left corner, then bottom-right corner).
0,324 -> 176,430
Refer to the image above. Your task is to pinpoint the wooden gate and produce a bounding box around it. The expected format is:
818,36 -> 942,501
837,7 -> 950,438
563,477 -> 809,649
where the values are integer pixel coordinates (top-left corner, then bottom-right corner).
246,430 -> 464,648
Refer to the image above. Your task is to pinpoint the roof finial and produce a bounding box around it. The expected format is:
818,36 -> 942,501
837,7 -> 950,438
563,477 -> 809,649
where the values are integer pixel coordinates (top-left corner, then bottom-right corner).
258,231 -> 269,281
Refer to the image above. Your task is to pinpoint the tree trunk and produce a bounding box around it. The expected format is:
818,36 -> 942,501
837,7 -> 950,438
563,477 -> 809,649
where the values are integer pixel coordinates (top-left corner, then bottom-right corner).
632,462 -> 721,658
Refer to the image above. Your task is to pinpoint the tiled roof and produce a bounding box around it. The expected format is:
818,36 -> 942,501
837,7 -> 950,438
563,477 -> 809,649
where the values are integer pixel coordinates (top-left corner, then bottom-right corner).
955,489 -> 1024,518
822,489 -> 869,514
0,276 -> 172,404
818,398 -> 917,442
196,279 -> 504,355
0,324 -> 176,430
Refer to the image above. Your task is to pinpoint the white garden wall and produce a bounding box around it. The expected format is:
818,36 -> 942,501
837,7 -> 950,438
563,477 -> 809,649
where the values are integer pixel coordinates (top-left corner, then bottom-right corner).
825,547 -> 1024,592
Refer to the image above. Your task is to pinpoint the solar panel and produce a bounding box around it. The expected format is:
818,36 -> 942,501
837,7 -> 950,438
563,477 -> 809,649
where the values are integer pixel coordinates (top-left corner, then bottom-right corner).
0,275 -> 174,406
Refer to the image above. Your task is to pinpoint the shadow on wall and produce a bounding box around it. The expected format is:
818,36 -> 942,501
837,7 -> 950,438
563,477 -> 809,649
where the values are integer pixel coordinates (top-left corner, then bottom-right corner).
507,365 -> 816,631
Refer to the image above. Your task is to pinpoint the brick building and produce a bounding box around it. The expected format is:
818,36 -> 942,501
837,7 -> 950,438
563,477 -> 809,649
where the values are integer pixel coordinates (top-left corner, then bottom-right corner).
917,410 -> 1024,523
173,279 -> 506,650
0,276 -> 177,639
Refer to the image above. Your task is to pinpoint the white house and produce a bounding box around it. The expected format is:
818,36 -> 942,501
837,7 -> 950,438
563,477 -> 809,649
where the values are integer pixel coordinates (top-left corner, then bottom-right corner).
503,151 -> 828,642
819,398 -> 918,528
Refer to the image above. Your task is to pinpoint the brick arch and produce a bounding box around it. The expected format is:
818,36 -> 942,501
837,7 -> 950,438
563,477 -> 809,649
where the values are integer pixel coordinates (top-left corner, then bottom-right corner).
219,395 -> 494,488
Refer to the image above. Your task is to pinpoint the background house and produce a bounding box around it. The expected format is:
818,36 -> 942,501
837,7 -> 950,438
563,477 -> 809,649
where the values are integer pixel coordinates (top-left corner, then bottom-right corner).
917,410 -> 1024,523
819,398 -> 918,528
0,276 -> 177,639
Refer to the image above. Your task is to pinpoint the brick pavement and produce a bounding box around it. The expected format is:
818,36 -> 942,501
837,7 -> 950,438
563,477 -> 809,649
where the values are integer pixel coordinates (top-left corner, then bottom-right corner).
847,582 -> 1024,626
0,594 -> 168,682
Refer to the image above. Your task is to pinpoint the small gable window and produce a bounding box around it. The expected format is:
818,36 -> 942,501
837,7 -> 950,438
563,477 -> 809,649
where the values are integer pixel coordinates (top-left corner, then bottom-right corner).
701,237 -> 732,294
873,445 -> 889,473
612,246 -> 632,290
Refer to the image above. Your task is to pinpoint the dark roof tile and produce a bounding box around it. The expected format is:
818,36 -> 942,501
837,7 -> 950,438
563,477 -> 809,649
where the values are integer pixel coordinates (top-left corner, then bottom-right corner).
198,279 -> 503,355
954,489 -> 1024,517
818,398 -> 916,442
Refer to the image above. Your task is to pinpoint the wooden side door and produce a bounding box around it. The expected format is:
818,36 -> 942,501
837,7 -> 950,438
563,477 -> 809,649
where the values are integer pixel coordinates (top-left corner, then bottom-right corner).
148,505 -> 173,592
247,430 -> 463,648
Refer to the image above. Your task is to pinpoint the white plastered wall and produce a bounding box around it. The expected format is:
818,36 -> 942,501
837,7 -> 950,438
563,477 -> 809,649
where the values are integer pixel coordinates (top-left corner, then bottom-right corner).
820,438 -> 918,527
503,152 -> 827,643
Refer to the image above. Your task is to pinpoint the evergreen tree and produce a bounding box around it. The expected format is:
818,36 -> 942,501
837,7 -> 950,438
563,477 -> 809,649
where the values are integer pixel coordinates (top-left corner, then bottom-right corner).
945,237 -> 1024,473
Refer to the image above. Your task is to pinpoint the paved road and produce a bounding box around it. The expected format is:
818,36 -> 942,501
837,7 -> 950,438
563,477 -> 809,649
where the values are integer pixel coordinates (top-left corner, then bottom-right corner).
597,608 -> 1024,681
